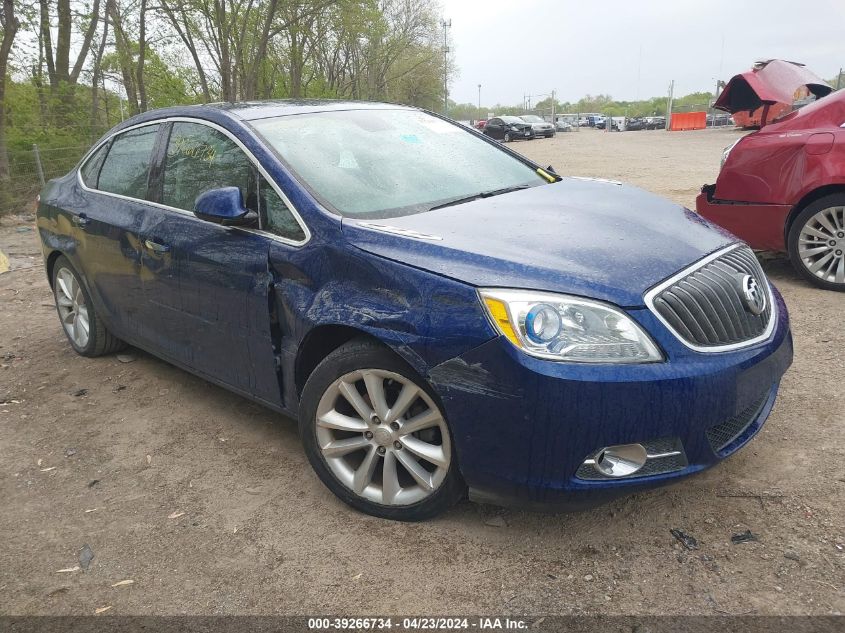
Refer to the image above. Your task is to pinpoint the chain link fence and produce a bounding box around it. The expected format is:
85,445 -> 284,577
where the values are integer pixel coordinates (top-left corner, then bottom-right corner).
1,144 -> 90,216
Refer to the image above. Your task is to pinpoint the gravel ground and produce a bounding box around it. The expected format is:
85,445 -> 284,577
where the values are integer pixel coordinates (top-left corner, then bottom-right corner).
1,128 -> 843,616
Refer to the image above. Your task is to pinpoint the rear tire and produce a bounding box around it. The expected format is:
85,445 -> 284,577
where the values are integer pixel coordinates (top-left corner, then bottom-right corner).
787,194 -> 845,291
299,339 -> 464,521
51,255 -> 127,356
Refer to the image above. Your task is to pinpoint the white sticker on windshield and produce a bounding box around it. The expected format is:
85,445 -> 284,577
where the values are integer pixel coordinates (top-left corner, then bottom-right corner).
338,150 -> 359,169
412,114 -> 458,134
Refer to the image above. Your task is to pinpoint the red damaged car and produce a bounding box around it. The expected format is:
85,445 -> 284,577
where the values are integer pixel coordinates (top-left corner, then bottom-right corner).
697,62 -> 845,290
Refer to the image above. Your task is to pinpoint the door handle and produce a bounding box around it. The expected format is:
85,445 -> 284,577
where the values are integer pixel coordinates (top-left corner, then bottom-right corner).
72,213 -> 90,228
144,239 -> 170,253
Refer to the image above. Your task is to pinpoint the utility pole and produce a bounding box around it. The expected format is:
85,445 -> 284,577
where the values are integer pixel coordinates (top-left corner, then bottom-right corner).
837,68 -> 843,91
551,89 -> 556,123
665,80 -> 674,131
477,84 -> 481,121
440,18 -> 451,116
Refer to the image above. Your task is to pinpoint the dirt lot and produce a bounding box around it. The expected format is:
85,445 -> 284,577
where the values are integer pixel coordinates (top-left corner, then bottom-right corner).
1,128 -> 843,616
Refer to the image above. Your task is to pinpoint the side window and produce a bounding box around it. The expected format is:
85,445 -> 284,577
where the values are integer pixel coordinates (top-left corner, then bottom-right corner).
259,175 -> 305,242
79,142 -> 109,188
162,122 -> 256,213
97,124 -> 160,199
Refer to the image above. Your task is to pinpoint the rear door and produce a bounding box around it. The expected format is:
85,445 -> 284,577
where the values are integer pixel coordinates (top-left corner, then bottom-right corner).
138,120 -> 283,406
72,123 -> 161,337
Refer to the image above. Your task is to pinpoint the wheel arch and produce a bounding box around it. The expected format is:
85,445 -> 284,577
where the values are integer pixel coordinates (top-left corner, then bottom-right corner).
294,324 -> 428,397
785,184 -> 845,243
45,249 -> 65,288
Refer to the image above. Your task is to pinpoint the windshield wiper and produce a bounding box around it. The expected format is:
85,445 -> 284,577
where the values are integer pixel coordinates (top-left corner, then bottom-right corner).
428,185 -> 530,211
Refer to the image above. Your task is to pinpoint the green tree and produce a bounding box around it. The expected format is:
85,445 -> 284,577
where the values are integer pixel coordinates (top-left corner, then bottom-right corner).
0,0 -> 20,181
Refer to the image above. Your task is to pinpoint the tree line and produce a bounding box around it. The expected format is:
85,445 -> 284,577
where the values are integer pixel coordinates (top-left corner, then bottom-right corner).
0,0 -> 447,189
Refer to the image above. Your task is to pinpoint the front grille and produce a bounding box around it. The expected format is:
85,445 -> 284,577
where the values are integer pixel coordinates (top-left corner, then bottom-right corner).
648,245 -> 773,350
706,391 -> 769,455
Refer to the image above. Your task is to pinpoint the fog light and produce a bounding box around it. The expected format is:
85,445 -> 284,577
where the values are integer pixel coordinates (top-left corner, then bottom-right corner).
593,443 -> 648,477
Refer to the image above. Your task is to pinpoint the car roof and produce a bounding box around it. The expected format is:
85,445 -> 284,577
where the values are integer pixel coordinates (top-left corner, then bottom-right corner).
207,99 -> 417,121
107,99 -> 418,132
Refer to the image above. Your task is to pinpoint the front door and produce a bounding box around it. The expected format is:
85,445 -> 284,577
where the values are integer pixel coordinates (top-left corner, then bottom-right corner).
485,118 -> 503,139
138,120 -> 282,407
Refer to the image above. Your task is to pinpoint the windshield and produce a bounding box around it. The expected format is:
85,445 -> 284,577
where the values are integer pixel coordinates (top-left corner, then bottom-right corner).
500,116 -> 524,124
251,109 -> 547,218
521,115 -> 543,123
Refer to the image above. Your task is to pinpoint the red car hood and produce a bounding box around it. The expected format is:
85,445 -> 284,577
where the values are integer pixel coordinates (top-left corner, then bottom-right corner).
715,59 -> 831,114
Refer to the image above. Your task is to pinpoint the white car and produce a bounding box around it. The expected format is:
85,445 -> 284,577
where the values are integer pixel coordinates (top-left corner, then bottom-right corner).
519,115 -> 556,138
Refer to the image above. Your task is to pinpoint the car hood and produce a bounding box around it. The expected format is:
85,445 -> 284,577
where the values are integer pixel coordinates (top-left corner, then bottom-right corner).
341,179 -> 735,307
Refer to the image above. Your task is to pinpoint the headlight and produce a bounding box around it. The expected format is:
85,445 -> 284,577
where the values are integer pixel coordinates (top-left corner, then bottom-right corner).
479,289 -> 664,363
721,138 -> 742,167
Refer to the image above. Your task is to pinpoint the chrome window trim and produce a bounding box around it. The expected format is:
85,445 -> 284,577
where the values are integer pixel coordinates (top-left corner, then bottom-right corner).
76,116 -> 311,247
643,243 -> 778,353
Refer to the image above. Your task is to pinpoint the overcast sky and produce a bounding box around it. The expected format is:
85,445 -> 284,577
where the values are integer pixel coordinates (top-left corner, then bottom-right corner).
440,0 -> 844,106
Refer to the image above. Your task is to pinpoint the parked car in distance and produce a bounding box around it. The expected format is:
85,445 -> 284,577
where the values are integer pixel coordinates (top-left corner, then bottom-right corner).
590,115 -> 606,128
697,89 -> 845,290
483,115 -> 534,142
555,120 -> 572,132
645,116 -> 666,130
475,119 -> 487,130
520,114 -> 556,138
706,113 -> 733,128
38,100 -> 792,521
609,117 -> 626,132
556,114 -> 579,128
626,117 -> 646,131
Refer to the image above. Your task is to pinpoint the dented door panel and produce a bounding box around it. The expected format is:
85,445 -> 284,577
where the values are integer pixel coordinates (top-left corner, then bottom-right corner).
139,208 -> 282,406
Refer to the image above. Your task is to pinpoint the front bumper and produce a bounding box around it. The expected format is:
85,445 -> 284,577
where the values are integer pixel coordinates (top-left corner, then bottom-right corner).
428,287 -> 793,510
696,186 -> 791,251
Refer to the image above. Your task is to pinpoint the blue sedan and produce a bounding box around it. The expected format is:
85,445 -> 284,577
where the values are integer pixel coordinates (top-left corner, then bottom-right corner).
36,101 -> 793,520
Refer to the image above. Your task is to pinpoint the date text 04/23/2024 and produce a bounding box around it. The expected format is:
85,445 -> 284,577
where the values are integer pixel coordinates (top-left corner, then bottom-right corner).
307,617 -> 529,630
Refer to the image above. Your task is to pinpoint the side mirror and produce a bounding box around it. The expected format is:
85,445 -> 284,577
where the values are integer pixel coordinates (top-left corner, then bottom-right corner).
194,187 -> 253,226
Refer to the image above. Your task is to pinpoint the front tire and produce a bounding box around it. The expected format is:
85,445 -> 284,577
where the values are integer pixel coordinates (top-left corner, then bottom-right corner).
787,194 -> 845,291
503,132 -> 512,143
51,255 -> 126,356
299,339 -> 464,521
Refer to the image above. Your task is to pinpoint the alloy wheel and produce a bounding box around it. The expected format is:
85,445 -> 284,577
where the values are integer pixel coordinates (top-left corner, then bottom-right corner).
797,205 -> 845,285
55,268 -> 90,348
315,369 -> 451,506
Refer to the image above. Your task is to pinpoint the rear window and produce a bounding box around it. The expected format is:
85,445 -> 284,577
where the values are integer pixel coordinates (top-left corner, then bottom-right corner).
98,124 -> 160,199
79,143 -> 109,188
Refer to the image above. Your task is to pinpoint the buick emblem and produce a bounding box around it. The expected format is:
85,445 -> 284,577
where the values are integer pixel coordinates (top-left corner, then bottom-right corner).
738,274 -> 766,315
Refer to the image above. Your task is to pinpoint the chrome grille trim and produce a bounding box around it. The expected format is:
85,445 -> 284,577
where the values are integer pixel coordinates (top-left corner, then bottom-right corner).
644,243 -> 777,353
